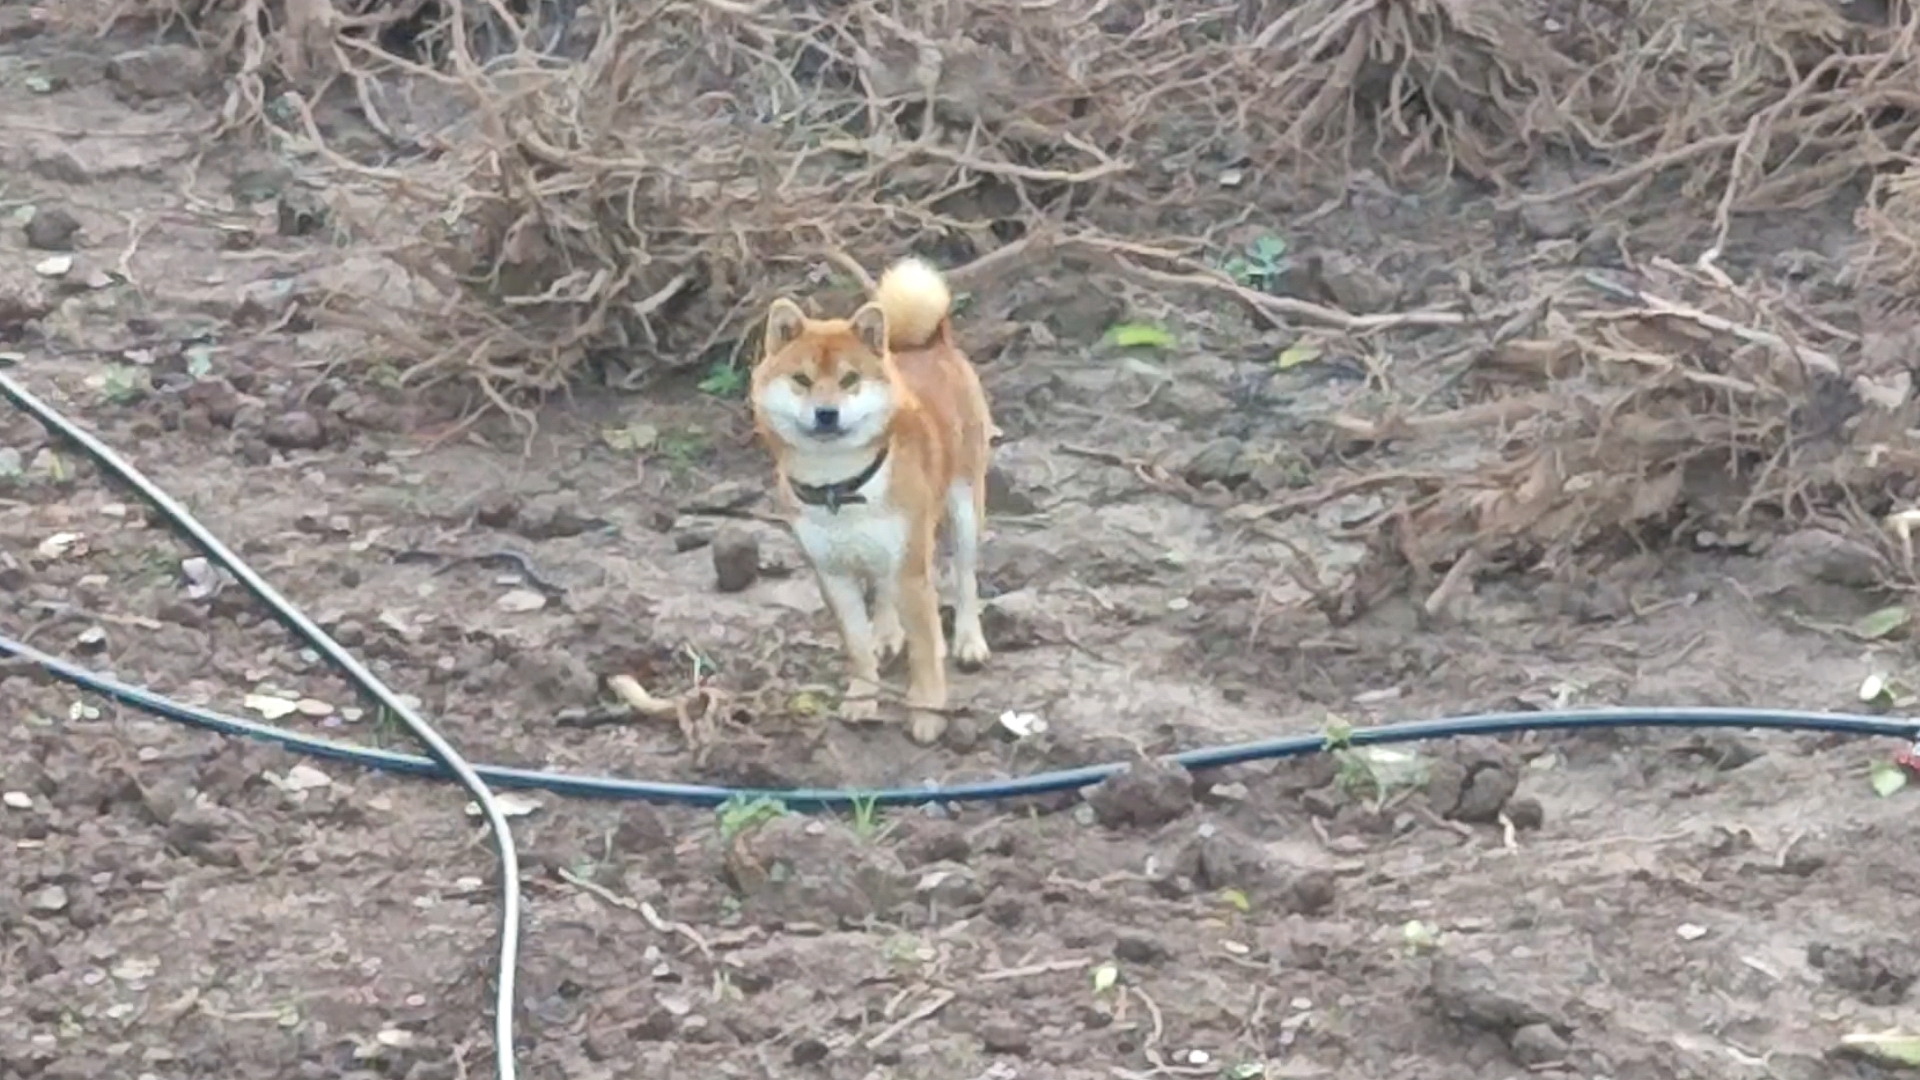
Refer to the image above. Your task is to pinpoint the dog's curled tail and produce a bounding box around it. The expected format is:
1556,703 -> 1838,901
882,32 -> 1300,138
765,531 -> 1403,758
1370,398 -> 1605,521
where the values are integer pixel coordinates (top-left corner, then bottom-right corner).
873,257 -> 952,350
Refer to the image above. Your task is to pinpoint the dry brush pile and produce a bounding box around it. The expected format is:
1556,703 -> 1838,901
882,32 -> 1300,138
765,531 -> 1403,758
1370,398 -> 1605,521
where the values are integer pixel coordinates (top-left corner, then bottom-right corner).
96,0 -> 1920,582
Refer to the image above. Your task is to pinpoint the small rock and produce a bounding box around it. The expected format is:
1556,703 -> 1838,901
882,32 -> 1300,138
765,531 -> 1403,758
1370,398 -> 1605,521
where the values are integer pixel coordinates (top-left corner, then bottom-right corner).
1519,199 -> 1585,240
1509,1023 -> 1569,1066
105,45 -> 216,100
711,525 -> 759,593
1453,764 -> 1519,824
1503,796 -> 1544,830
517,493 -> 600,540
263,410 -> 326,451
0,264 -> 53,328
914,861 -> 985,908
1430,954 -> 1560,1033
496,589 -> 548,614
28,884 -> 68,914
722,815 -> 913,925
984,463 -> 1039,514
1182,437 -> 1249,488
475,498 -> 520,529
23,207 -> 81,252
978,1019 -> 1031,1056
276,189 -> 329,238
673,525 -> 714,552
789,1038 -> 829,1066
1166,824 -> 1275,893
978,589 -> 1048,651
1285,869 -> 1337,914
1114,934 -> 1170,964
1084,758 -> 1194,828
1312,252 -> 1398,313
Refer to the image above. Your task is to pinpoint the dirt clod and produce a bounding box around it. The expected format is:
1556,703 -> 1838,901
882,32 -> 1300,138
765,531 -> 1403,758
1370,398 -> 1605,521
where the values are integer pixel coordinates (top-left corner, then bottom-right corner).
104,45 -> 215,100
1510,1022 -> 1571,1065
1503,796 -> 1545,830
1430,954 -> 1562,1034
1808,942 -> 1915,1005
978,1018 -> 1032,1056
711,525 -> 760,593
1084,759 -> 1195,828
723,816 -> 912,925
263,410 -> 326,451
0,264 -> 52,328
23,207 -> 80,251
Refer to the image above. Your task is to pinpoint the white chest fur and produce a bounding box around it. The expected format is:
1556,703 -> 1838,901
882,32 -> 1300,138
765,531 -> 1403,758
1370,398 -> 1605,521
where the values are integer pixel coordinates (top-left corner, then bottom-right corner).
788,457 -> 907,580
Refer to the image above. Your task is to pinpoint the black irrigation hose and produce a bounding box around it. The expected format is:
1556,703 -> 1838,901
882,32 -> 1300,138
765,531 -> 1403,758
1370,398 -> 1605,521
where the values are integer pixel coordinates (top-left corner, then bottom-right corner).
0,373 -> 528,1080
4,631 -> 1918,807
8,371 -> 1920,1079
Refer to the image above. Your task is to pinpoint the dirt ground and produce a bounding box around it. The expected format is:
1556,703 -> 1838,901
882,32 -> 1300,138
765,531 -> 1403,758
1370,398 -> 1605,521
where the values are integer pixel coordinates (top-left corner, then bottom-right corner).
4,12 -> 1920,1080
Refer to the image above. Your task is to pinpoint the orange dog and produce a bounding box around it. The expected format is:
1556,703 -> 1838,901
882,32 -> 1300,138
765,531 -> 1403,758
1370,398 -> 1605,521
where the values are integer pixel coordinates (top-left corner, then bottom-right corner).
750,257 -> 994,745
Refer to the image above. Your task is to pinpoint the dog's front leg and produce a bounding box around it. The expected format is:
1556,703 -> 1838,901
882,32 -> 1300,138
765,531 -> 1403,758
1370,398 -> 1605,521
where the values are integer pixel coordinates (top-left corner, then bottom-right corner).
815,567 -> 882,721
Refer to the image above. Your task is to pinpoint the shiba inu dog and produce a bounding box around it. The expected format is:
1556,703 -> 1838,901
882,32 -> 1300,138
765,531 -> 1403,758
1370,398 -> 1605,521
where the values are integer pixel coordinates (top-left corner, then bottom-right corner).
750,257 -> 994,745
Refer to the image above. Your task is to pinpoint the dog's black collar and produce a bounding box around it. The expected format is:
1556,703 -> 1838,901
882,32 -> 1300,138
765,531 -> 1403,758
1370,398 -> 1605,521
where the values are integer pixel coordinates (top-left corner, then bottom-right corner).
790,446 -> 889,514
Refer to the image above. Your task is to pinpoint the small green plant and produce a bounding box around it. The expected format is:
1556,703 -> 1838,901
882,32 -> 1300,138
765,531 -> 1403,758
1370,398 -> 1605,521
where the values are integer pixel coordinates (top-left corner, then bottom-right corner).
847,793 -> 883,838
99,365 -> 150,405
698,361 -> 748,398
716,794 -> 788,841
1221,234 -> 1290,292
1334,746 -> 1428,804
658,429 -> 709,468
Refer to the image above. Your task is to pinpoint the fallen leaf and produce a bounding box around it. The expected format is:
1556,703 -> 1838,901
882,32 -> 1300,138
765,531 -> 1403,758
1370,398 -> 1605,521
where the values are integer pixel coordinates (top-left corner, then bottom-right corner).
1275,342 -> 1323,370
295,698 -> 334,718
243,693 -> 300,721
1870,759 -> 1910,798
1091,961 -> 1120,993
1219,887 -> 1251,912
997,710 -> 1048,738
466,792 -> 543,818
282,764 -> 333,791
1840,1030 -> 1920,1068
601,423 -> 659,452
110,958 -> 159,981
1860,673 -> 1893,703
36,532 -> 87,559
1102,322 -> 1176,349
1854,605 -> 1912,641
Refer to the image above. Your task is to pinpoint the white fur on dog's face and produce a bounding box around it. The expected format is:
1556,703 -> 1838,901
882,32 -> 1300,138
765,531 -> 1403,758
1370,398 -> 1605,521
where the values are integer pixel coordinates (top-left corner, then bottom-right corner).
756,372 -> 896,449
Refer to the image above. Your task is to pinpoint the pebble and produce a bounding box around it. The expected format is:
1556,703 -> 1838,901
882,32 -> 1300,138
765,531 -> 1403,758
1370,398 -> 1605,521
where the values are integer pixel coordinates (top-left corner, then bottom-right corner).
23,207 -> 80,251
710,524 -> 759,593
29,885 -> 68,914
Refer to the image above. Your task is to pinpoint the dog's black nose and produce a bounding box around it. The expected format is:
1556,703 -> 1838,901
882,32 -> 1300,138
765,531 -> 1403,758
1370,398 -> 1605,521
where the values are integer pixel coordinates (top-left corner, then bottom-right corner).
813,406 -> 840,429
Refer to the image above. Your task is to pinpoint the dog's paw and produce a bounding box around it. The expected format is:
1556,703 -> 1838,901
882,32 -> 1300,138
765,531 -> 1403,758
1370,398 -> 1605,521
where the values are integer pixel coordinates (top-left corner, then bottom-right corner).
908,708 -> 948,746
840,693 -> 880,724
952,623 -> 991,670
873,610 -> 907,666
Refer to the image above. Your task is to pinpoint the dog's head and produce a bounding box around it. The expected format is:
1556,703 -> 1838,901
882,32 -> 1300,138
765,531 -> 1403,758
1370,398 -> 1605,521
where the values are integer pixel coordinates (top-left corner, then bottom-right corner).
751,299 -> 898,449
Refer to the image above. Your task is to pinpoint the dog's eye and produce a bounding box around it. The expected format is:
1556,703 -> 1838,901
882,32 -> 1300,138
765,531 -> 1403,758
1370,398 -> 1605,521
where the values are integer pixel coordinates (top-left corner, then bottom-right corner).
792,373 -> 813,389
839,371 -> 860,390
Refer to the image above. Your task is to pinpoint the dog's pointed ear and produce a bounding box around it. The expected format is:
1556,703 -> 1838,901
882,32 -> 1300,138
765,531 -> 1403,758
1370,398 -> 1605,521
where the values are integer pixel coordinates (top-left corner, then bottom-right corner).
765,299 -> 807,353
849,302 -> 888,355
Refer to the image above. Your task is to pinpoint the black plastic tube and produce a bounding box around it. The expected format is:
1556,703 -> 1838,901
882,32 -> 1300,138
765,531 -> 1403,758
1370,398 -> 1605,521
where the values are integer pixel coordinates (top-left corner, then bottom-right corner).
4,631 -> 1914,809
